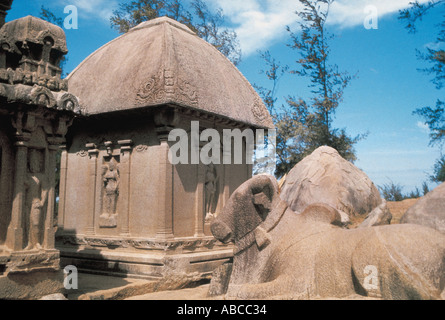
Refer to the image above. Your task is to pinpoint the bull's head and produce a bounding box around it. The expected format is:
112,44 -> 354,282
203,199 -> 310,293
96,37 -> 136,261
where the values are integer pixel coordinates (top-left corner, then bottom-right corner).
211,175 -> 281,245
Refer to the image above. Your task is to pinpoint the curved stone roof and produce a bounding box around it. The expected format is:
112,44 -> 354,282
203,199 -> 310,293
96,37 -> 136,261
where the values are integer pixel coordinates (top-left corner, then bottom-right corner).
67,17 -> 273,129
0,15 -> 67,53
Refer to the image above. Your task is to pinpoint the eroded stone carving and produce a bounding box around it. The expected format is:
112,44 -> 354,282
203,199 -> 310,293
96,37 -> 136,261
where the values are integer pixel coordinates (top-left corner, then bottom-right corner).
100,157 -> 120,228
24,149 -> 48,251
135,144 -> 148,153
205,163 -> 218,221
136,69 -> 198,107
136,69 -> 165,104
252,96 -> 266,123
210,175 -> 445,300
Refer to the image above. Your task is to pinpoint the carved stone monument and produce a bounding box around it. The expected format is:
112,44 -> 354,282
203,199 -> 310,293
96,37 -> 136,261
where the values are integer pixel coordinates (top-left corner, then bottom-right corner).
56,17 -> 273,280
210,175 -> 445,300
0,10 -> 79,299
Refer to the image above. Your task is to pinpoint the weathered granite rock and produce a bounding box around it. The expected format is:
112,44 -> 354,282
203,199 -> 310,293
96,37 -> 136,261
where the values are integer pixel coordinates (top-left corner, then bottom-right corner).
401,182 -> 445,234
211,175 -> 445,300
280,146 -> 382,223
358,200 -> 392,228
208,261 -> 233,297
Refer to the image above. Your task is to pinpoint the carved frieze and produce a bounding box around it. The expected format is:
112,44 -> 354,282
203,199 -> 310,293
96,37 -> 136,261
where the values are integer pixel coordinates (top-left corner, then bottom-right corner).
56,235 -> 221,252
30,85 -> 56,108
252,96 -> 267,123
136,69 -> 198,107
136,69 -> 166,104
135,145 -> 148,153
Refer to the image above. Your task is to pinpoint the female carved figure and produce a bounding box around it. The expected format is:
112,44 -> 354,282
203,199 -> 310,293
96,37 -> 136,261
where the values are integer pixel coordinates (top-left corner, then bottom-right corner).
205,163 -> 218,220
25,149 -> 47,251
102,158 -> 119,217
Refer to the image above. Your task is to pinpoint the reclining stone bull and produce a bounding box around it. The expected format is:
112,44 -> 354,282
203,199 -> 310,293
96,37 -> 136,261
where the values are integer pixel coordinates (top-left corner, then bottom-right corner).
211,175 -> 445,300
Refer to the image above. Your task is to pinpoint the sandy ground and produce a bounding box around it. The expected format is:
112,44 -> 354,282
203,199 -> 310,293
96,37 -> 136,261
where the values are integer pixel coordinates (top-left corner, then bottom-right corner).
387,198 -> 419,224
348,198 -> 418,228
126,284 -> 212,300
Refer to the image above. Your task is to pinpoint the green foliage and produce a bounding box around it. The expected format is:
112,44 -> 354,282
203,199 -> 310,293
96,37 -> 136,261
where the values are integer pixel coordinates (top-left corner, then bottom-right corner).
110,0 -> 241,65
39,5 -> 64,27
400,1 -> 445,180
379,181 -> 405,202
422,181 -> 431,195
255,0 -> 366,178
431,154 -> 445,182
379,181 -> 431,201
414,100 -> 445,147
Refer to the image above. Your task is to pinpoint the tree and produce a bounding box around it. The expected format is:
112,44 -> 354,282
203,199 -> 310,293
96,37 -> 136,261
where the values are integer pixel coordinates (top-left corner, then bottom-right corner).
400,1 -> 445,182
110,0 -> 241,65
256,0 -> 365,178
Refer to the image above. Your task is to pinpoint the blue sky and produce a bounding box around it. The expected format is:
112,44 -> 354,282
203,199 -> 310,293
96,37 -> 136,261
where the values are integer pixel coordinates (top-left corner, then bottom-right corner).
7,0 -> 444,193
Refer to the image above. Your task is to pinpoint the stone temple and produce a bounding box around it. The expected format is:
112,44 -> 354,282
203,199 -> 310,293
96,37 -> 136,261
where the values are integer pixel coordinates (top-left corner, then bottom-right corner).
0,11 -> 79,298
55,17 -> 273,280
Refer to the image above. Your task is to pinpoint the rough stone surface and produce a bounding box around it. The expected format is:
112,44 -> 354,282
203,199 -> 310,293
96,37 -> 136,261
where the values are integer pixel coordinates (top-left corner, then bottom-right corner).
401,182 -> 445,234
280,146 -> 383,222
358,200 -> 392,228
0,269 -> 64,300
208,261 -> 233,297
67,17 -> 273,129
211,175 -> 445,300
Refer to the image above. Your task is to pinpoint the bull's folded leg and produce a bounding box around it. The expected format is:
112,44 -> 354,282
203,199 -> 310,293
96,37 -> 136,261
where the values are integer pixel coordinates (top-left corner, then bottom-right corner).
226,276 -> 293,300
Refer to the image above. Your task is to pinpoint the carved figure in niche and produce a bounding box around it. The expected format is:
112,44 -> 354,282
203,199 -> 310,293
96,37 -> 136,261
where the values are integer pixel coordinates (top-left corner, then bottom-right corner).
100,157 -> 120,227
24,149 -> 48,250
205,163 -> 219,222
23,72 -> 34,85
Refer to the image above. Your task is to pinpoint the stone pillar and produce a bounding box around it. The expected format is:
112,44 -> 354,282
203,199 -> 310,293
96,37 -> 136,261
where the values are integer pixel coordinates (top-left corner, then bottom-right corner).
154,109 -> 179,241
194,161 -> 205,237
43,137 -> 63,249
156,138 -> 174,240
86,143 -> 99,236
5,131 -> 30,251
57,144 -> 68,231
118,139 -> 133,236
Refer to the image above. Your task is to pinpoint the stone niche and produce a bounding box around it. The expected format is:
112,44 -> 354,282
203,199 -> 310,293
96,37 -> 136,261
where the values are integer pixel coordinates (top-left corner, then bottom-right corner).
57,17 -> 274,280
0,13 -> 79,299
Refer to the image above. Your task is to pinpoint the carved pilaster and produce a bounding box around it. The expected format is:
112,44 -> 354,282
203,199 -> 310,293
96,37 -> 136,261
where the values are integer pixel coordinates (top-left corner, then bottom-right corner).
194,138 -> 206,238
156,138 -> 174,240
86,143 -> 99,236
194,163 -> 205,237
154,108 -> 179,240
5,132 -> 30,251
43,138 -> 63,249
57,144 -> 68,231
118,139 -> 133,236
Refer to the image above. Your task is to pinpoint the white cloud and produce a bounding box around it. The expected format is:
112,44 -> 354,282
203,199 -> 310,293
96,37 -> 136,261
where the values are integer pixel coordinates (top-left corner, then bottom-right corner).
417,121 -> 430,133
212,0 -> 431,56
60,0 -> 118,21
